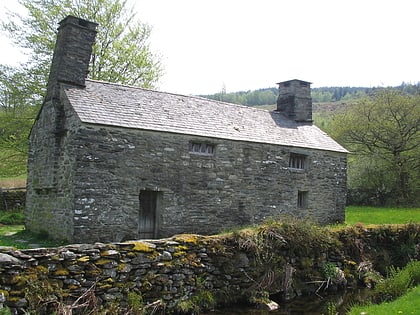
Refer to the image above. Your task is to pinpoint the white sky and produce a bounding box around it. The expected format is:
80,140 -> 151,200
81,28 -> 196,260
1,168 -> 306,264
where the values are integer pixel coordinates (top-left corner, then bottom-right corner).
1,0 -> 420,95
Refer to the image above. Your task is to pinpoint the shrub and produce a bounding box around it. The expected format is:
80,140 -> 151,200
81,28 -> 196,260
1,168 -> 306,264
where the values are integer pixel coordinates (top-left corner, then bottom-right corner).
0,211 -> 24,225
374,261 -> 420,302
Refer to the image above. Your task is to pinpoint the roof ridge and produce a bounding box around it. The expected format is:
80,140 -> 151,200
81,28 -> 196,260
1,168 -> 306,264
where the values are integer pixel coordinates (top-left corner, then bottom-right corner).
84,79 -> 272,113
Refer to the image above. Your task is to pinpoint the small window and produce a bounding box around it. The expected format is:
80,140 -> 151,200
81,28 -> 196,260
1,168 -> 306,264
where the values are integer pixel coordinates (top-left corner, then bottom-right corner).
297,191 -> 308,208
189,142 -> 214,156
289,153 -> 306,169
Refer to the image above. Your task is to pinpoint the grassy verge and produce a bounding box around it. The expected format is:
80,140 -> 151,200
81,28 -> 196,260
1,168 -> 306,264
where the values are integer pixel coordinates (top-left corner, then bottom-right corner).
346,206 -> 420,225
0,225 -> 65,249
348,285 -> 420,315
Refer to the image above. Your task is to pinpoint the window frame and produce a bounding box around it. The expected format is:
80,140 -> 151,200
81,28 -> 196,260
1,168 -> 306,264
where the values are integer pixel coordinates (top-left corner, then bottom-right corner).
189,142 -> 215,156
297,190 -> 308,208
289,153 -> 307,170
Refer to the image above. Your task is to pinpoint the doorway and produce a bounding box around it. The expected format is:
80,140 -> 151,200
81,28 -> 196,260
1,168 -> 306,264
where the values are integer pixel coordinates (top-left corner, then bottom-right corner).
139,190 -> 160,239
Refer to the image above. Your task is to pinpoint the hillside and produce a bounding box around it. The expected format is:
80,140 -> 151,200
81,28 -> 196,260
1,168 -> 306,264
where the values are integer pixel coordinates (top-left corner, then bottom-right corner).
200,82 -> 420,107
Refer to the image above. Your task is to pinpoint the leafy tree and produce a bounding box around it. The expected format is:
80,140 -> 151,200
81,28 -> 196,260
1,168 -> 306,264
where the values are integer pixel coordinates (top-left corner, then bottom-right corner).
0,65 -> 39,176
2,0 -> 163,91
0,0 -> 163,177
332,89 -> 420,205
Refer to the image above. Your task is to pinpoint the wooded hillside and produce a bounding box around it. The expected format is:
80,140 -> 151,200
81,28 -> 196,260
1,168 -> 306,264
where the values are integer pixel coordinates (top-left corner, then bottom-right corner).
200,82 -> 420,106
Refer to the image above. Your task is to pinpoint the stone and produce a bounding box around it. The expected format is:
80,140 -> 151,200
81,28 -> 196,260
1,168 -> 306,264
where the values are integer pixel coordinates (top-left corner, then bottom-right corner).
0,253 -> 22,265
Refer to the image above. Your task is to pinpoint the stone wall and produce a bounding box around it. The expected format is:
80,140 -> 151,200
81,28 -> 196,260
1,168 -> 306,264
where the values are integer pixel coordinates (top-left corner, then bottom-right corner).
0,189 -> 26,211
27,91 -> 347,243
0,223 -> 418,314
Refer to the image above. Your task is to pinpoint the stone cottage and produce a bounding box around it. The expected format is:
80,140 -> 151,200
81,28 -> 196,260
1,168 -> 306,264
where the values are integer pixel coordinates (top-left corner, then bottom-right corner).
26,16 -> 348,243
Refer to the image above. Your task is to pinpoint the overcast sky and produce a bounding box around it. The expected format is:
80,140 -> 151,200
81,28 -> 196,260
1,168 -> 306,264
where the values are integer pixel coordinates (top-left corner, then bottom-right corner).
1,0 -> 419,95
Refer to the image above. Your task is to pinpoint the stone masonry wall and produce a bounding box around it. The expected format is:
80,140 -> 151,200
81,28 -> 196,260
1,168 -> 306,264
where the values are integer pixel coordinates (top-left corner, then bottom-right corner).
26,92 -> 76,241
70,124 -> 346,242
0,224 -> 419,314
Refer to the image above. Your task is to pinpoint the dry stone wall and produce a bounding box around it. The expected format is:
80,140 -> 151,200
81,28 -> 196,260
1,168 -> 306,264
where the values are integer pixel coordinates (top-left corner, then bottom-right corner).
0,189 -> 25,211
0,224 -> 419,313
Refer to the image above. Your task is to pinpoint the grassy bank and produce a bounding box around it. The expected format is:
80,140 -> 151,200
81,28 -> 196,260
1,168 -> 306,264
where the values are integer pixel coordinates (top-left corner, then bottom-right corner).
347,261 -> 420,314
345,206 -> 420,225
348,286 -> 420,315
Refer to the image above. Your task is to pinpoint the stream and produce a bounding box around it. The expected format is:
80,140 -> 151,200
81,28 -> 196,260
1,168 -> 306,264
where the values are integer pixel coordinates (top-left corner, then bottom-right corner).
202,288 -> 373,315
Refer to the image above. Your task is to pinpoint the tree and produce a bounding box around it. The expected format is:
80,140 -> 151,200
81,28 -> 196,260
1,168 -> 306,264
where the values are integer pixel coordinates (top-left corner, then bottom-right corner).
332,89 -> 420,205
0,65 -> 39,176
0,0 -> 163,177
2,0 -> 163,91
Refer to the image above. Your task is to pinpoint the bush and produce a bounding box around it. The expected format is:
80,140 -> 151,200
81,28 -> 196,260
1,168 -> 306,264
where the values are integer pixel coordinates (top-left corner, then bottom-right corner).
374,260 -> 420,302
0,211 -> 25,225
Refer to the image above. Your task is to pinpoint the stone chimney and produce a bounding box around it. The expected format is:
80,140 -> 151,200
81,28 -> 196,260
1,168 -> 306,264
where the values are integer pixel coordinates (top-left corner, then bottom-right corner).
276,79 -> 313,123
46,16 -> 98,100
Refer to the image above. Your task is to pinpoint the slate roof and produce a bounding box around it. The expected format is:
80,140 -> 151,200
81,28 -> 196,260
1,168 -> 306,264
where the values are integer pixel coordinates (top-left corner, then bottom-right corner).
64,80 -> 348,153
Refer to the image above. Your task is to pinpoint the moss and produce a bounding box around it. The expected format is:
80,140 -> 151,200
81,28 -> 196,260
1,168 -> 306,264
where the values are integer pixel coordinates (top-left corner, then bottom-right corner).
7,296 -> 22,303
103,277 -> 114,284
77,255 -> 90,263
98,284 -> 113,290
8,290 -> 23,297
35,265 -> 48,274
123,241 -> 155,252
177,245 -> 189,251
0,290 -> 9,298
11,273 -> 36,286
127,252 -> 136,258
174,234 -> 200,244
117,263 -> 128,272
173,250 -> 186,258
94,258 -> 113,265
85,268 -> 102,277
54,268 -> 69,276
51,254 -> 61,261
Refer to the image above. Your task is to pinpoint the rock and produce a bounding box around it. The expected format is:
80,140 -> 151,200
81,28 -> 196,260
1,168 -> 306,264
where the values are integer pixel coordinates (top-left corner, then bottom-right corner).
256,299 -> 279,311
0,253 -> 22,265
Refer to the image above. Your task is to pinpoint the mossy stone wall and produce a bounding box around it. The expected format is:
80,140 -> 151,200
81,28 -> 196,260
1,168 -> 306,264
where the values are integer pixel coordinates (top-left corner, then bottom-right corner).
0,224 -> 419,313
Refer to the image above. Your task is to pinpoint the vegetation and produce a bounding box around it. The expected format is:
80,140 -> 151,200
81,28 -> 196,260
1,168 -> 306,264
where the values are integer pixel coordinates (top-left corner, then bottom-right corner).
200,83 -> 420,106
332,89 -> 420,206
0,0 -> 163,177
0,226 -> 65,249
347,286 -> 420,315
348,261 -> 420,315
0,210 -> 24,225
346,206 -> 420,225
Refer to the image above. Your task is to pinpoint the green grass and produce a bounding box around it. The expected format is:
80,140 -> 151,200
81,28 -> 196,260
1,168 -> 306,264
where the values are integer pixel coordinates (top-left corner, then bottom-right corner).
345,206 -> 420,225
0,210 -> 25,225
0,225 -> 65,249
347,285 -> 420,315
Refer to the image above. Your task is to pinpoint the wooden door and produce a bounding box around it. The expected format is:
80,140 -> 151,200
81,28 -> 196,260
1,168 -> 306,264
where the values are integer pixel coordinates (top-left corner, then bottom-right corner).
139,190 -> 158,239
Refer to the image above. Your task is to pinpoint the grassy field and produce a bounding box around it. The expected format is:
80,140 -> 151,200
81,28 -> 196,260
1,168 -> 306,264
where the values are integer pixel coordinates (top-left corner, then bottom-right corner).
345,206 -> 420,225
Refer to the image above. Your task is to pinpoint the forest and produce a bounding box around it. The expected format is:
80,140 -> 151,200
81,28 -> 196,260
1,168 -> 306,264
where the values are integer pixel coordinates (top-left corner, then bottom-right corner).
200,82 -> 420,106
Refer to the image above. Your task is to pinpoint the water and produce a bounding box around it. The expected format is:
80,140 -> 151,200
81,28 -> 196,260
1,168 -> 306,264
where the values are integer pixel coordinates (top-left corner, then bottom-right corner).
202,289 -> 372,315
